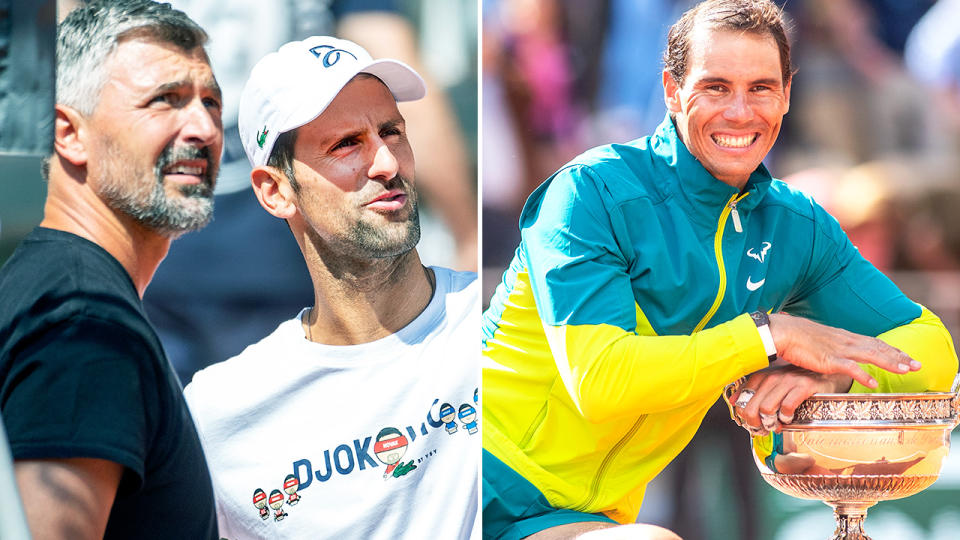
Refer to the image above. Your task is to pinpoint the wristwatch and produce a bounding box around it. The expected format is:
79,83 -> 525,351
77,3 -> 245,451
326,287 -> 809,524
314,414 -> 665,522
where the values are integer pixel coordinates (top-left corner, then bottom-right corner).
750,311 -> 778,364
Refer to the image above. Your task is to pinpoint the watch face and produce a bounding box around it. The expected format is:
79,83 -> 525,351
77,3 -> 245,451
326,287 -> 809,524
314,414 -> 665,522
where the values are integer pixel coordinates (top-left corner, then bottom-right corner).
751,311 -> 768,326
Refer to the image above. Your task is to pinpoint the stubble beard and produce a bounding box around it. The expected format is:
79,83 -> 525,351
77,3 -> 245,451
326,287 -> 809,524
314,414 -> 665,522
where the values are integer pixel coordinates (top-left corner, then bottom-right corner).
350,188 -> 421,259
329,174 -> 421,260
96,137 -> 218,237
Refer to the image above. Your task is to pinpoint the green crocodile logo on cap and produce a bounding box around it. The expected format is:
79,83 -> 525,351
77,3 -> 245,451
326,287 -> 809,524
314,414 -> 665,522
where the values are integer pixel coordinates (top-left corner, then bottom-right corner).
256,126 -> 268,148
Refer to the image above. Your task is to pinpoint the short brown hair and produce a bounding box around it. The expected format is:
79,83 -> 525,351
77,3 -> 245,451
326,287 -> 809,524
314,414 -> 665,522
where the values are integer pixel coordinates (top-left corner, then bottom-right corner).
664,0 -> 793,87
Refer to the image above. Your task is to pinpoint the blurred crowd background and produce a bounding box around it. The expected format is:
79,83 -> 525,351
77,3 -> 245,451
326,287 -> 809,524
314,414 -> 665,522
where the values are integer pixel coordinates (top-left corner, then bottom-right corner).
0,0 -> 478,384
481,0 -> 960,538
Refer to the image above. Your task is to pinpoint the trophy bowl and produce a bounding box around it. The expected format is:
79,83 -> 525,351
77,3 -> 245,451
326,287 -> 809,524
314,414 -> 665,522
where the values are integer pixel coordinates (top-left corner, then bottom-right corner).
725,383 -> 960,540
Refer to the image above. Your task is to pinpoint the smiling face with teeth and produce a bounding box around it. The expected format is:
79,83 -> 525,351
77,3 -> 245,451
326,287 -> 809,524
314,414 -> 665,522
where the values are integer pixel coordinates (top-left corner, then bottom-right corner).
664,26 -> 790,190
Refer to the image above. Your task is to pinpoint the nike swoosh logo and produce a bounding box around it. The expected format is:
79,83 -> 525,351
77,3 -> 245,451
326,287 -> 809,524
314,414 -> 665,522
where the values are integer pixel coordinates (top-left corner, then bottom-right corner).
746,277 -> 765,291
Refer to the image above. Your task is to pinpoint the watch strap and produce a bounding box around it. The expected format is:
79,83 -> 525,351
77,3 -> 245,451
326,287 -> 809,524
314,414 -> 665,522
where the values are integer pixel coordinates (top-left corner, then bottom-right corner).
750,311 -> 777,363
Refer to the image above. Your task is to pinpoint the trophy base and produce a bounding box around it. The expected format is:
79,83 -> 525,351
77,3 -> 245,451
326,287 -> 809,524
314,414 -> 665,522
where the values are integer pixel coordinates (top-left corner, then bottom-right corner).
760,473 -> 939,502
761,474 -> 941,540
828,502 -> 873,540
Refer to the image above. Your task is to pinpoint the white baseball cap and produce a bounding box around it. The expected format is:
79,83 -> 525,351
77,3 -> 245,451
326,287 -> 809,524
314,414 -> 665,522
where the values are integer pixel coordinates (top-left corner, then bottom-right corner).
238,36 -> 426,168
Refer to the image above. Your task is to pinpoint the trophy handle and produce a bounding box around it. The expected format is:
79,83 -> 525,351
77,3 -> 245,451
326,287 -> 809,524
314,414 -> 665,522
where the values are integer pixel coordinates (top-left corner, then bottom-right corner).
952,373 -> 960,428
952,393 -> 960,429
723,378 -> 745,426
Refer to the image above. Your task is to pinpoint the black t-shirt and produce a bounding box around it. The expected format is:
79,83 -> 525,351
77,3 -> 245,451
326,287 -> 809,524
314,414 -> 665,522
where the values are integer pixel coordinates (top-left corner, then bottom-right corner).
0,227 -> 217,539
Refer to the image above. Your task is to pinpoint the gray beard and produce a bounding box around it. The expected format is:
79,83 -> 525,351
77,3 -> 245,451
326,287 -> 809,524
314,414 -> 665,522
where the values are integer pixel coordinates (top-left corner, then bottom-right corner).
97,140 -> 217,237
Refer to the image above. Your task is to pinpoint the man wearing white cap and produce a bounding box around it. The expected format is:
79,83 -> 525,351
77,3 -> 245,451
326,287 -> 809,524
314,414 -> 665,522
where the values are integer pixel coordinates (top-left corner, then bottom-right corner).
182,36 -> 479,539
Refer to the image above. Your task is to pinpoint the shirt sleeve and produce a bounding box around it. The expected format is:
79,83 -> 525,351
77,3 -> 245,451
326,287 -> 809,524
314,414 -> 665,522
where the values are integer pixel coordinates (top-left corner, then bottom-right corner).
520,166 -> 769,423
786,201 -> 958,393
787,200 -> 920,334
1,315 -> 155,489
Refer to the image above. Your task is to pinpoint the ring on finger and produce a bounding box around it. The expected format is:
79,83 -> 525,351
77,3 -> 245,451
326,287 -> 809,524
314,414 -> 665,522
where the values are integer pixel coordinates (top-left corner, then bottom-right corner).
735,389 -> 756,409
778,410 -> 794,424
760,412 -> 779,431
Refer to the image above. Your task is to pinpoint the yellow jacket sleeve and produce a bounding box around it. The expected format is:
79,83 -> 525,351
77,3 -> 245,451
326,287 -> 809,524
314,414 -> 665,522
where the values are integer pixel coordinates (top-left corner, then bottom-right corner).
852,306 -> 958,393
543,313 -> 770,423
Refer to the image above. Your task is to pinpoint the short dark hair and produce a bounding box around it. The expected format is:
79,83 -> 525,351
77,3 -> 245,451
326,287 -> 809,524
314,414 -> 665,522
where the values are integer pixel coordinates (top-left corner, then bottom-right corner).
267,129 -> 300,193
664,0 -> 793,87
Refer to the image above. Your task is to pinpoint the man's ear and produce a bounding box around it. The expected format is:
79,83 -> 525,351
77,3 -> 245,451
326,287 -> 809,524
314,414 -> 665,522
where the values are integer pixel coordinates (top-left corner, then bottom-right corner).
251,166 -> 298,220
663,70 -> 682,113
783,77 -> 792,115
54,104 -> 89,167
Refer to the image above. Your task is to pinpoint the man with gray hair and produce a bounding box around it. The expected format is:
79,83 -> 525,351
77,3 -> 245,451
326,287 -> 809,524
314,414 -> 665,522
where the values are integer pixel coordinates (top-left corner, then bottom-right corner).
0,0 -> 222,537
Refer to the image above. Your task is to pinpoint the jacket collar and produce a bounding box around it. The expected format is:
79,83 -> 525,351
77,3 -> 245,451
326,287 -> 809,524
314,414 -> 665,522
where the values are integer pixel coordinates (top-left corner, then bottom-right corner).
650,114 -> 773,220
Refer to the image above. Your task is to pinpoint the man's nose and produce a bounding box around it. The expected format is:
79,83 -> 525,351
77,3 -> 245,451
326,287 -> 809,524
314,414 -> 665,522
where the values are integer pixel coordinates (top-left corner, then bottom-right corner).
723,92 -> 754,122
180,99 -> 222,148
368,141 -> 400,180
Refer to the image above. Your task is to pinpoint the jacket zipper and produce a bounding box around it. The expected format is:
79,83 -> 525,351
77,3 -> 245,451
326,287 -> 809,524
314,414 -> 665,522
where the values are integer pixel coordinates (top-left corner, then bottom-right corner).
518,402 -> 548,448
576,414 -> 647,511
694,192 -> 749,332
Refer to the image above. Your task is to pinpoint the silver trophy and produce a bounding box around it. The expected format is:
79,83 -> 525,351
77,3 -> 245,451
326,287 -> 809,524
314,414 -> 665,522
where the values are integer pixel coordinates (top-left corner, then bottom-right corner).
725,375 -> 960,540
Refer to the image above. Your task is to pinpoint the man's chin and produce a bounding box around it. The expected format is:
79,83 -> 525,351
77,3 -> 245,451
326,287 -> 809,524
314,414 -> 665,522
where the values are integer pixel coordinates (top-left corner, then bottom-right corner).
706,160 -> 762,185
357,222 -> 421,259
137,195 -> 215,238
169,177 -> 215,199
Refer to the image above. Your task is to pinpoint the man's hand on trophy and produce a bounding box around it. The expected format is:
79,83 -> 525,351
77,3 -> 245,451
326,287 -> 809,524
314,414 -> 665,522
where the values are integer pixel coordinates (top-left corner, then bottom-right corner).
768,312 -> 920,389
734,363 -> 853,434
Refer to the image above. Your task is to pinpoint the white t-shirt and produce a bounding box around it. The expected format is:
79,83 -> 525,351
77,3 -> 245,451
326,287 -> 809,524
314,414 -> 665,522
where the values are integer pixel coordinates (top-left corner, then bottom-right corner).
185,268 -> 480,540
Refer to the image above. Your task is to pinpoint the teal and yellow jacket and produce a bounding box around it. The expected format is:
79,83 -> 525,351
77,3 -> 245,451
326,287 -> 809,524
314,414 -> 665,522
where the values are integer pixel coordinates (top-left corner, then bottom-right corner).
481,116 -> 957,523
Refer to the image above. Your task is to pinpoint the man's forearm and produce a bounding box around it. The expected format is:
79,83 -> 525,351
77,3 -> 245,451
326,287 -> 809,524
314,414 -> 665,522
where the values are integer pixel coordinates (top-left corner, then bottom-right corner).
15,458 -> 122,540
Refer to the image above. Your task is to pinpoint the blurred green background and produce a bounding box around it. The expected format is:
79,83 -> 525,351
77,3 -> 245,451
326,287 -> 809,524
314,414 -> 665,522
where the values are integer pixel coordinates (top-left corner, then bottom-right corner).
0,156 -> 46,265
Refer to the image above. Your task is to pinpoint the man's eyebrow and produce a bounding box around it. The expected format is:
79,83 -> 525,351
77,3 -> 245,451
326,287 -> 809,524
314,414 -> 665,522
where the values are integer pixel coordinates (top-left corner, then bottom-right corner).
152,81 -> 187,94
698,76 -> 732,85
207,80 -> 223,101
320,128 -> 362,148
152,79 -> 223,100
319,117 -> 406,149
750,77 -> 782,87
379,118 -> 405,130
695,76 -> 782,87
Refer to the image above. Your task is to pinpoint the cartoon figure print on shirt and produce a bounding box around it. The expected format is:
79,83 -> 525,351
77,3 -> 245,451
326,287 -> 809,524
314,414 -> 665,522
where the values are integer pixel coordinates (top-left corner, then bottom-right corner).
374,427 -> 417,479
247,388 -> 479,524
283,474 -> 301,505
269,489 -> 287,521
458,403 -> 478,434
253,488 -> 269,520
439,402 -> 458,434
